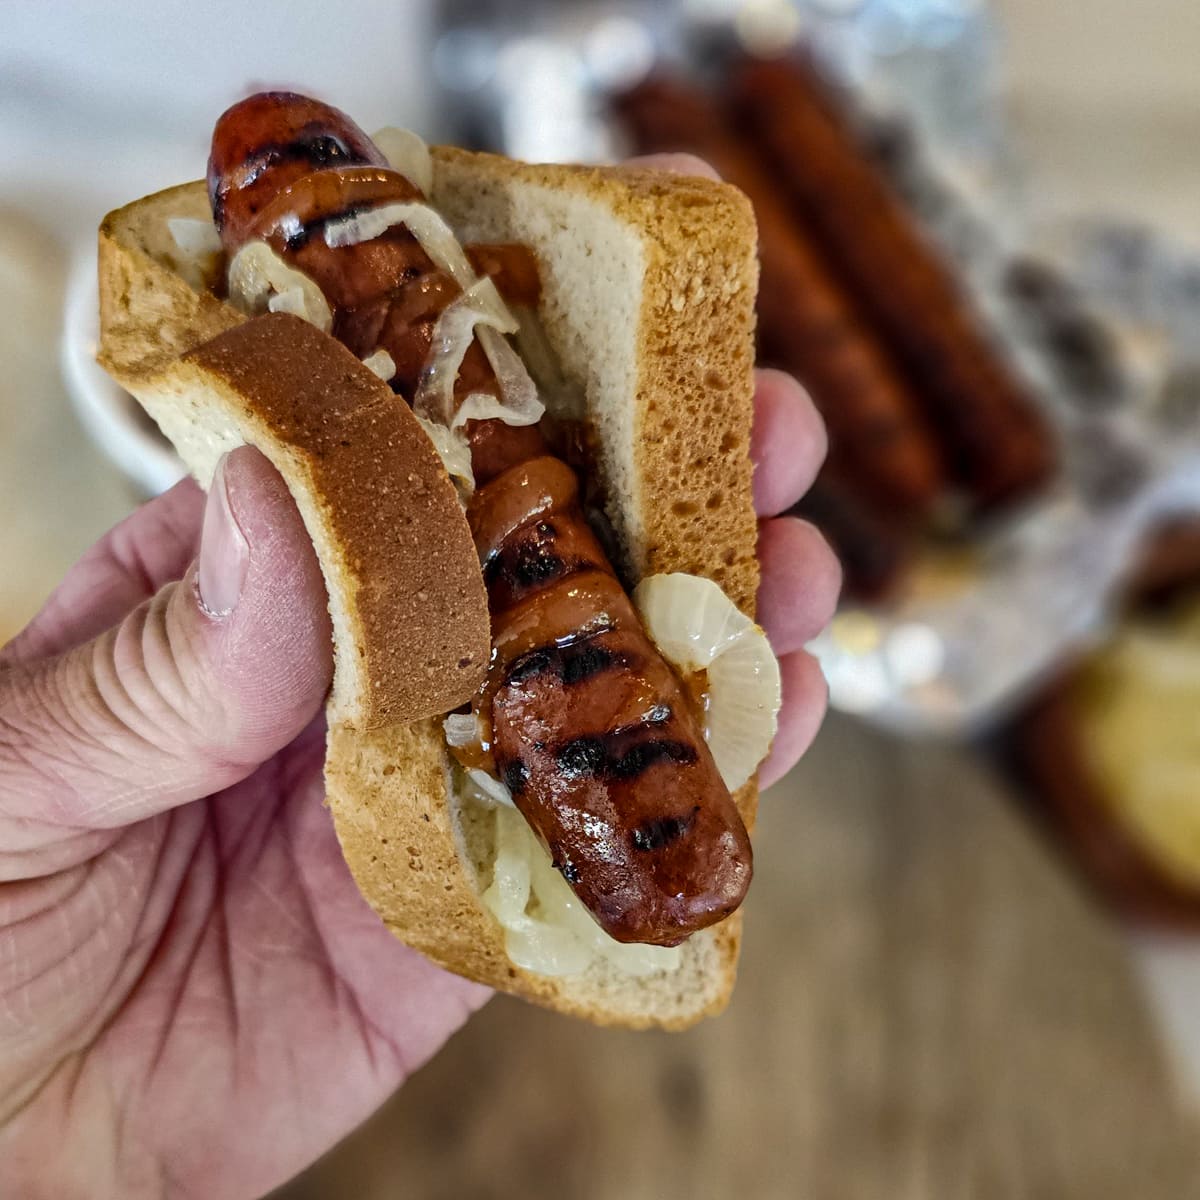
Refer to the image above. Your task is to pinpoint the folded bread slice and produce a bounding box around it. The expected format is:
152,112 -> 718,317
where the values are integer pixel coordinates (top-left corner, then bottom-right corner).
98,149 -> 760,1028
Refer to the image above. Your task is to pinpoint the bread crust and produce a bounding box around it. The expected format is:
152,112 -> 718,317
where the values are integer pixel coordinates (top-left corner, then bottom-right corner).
99,181 -> 245,382
98,187 -> 489,727
97,151 -> 760,1027
183,317 -> 490,726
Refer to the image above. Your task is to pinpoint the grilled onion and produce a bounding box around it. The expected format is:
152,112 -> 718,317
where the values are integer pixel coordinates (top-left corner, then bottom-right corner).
634,573 -> 781,790
226,240 -> 332,332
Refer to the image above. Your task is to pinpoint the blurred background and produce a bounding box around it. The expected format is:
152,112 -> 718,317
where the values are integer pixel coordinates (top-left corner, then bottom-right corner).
6,0 -> 1200,1195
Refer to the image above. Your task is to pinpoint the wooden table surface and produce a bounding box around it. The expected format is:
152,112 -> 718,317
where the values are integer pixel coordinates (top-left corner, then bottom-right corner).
2,5 -> 1199,1198
281,715 -> 1200,1199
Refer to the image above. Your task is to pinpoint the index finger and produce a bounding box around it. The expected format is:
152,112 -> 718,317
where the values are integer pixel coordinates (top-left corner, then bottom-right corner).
622,152 -> 721,181
752,369 -> 827,516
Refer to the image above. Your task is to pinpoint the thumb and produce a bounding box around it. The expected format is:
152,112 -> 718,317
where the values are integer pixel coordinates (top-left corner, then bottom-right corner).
0,446 -> 332,845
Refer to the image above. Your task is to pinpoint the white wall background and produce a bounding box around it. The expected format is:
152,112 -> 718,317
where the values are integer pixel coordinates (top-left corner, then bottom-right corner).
1,0 -> 436,245
993,0 -> 1200,238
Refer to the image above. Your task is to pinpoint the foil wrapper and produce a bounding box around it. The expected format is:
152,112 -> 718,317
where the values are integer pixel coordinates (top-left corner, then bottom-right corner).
814,208 -> 1200,735
435,0 -> 1200,734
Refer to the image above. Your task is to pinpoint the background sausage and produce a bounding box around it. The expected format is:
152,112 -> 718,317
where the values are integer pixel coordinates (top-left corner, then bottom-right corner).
729,56 -> 1055,509
614,77 -> 944,520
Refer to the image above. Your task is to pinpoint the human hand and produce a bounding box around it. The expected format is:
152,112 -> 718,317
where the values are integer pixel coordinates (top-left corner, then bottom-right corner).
0,178 -> 836,1200
0,446 -> 491,1199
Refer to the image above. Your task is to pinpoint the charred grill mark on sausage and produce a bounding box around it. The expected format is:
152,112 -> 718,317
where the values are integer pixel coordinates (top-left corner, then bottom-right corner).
503,637 -> 627,689
551,733 -> 697,781
634,808 -> 700,852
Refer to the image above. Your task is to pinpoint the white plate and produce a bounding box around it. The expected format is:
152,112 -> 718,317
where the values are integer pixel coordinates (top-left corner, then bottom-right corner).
60,254 -> 185,497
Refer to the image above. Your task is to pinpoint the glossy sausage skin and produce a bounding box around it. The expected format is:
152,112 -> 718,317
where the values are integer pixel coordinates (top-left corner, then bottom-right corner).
614,78 -> 943,519
469,458 -> 752,943
209,92 -> 752,945
729,57 -> 1055,509
208,92 -> 390,246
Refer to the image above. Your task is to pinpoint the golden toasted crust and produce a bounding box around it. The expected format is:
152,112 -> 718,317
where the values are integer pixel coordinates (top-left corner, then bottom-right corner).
97,154 -> 761,1028
99,181 -> 245,383
183,317 -> 488,725
97,185 -> 488,728
597,162 -> 760,615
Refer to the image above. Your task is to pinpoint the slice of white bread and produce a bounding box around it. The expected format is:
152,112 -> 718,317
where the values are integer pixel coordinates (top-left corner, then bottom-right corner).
98,149 -> 760,1028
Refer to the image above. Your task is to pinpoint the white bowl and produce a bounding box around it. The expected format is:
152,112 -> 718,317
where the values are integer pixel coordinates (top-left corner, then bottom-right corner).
60,253 -> 185,497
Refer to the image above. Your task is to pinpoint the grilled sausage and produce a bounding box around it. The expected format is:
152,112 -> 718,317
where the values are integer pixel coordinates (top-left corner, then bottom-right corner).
729,57 -> 1055,508
469,457 -> 752,942
209,92 -> 752,945
208,91 -> 390,245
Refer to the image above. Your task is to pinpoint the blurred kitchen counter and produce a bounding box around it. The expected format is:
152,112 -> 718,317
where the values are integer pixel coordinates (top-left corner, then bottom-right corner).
1,3 -> 1199,1198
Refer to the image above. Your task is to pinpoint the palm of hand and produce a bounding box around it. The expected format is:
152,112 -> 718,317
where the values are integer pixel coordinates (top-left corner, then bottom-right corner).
103,745 -> 482,1196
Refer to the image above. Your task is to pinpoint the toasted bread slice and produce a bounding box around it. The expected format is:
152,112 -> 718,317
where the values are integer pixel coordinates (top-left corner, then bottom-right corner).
98,150 -> 759,1027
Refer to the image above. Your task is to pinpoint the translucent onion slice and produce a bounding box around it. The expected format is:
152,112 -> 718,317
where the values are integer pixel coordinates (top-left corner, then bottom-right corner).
413,280 -> 516,427
323,202 -> 487,293
371,126 -> 434,196
465,768 -> 516,809
458,766 -> 513,810
505,908 -> 592,977
322,202 -> 542,430
634,573 -> 782,790
414,415 -> 474,495
167,216 -> 223,290
361,349 -> 396,381
513,306 -> 587,422
226,240 -> 332,332
467,325 -> 543,428
443,711 -> 480,748
265,286 -> 320,322
706,630 -> 783,791
481,806 -> 533,927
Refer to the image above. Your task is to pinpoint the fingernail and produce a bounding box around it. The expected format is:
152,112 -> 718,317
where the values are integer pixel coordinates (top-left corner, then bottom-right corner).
198,454 -> 250,618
